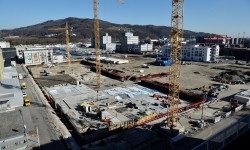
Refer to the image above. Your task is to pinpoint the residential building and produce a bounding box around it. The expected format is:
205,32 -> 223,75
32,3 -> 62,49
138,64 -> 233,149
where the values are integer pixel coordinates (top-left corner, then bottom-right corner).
120,32 -> 139,53
162,44 -> 220,62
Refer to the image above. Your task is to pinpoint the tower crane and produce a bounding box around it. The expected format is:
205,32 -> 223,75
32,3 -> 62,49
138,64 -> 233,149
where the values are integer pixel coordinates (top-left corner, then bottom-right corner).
167,0 -> 184,130
48,22 -> 73,66
94,0 -> 101,89
93,0 -> 124,90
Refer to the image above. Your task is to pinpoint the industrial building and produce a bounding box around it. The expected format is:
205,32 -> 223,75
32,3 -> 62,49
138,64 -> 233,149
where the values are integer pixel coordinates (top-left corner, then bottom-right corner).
1,48 -> 17,67
23,48 -> 53,65
162,44 -> 220,62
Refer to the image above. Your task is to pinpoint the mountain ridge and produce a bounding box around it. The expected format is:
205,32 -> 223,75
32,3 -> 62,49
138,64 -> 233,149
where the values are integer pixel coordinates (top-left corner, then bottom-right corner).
0,17 -> 214,44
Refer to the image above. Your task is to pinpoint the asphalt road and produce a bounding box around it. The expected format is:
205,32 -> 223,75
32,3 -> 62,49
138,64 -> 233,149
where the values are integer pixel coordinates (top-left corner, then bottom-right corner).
17,65 -> 66,150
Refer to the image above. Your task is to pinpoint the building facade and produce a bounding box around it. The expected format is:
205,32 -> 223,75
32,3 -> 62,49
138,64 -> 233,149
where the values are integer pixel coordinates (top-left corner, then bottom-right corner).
23,48 -> 53,65
101,33 -> 112,46
120,32 -> 139,53
162,44 -> 220,62
1,48 -> 17,67
140,44 -> 153,53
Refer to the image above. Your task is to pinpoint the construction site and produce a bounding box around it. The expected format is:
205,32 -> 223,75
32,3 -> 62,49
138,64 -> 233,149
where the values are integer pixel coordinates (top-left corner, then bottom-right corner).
0,0 -> 250,150
25,52 -> 250,149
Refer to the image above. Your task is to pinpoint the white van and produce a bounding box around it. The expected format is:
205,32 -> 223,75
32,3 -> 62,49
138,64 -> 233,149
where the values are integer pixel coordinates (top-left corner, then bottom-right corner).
18,73 -> 23,79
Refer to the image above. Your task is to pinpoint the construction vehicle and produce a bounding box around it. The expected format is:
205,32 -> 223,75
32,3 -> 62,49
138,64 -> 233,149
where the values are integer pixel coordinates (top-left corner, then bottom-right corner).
40,63 -> 53,76
21,83 -> 27,90
23,96 -> 30,107
18,73 -> 23,79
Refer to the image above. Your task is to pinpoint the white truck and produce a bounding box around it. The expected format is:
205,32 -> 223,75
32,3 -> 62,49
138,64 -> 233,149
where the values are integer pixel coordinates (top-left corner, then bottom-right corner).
18,73 -> 23,79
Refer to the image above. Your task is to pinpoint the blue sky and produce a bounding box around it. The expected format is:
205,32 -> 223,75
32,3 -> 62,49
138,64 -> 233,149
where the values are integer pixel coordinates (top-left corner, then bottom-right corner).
0,0 -> 249,38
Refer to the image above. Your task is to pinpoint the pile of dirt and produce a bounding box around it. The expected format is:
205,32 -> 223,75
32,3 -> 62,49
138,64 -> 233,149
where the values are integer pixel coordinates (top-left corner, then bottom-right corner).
244,71 -> 250,76
215,70 -> 246,83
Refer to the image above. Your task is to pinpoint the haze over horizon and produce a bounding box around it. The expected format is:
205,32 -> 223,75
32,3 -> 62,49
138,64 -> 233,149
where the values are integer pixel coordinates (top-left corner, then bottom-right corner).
0,0 -> 249,38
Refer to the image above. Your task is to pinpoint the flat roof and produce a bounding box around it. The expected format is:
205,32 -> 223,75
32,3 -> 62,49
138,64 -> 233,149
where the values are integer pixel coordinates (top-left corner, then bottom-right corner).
1,67 -> 21,94
0,110 -> 25,140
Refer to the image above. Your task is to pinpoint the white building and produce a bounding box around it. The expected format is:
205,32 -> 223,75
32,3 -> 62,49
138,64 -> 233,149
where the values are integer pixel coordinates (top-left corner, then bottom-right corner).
23,48 -> 53,65
162,44 -> 220,62
140,44 -> 153,53
101,33 -> 112,46
0,41 -> 10,48
120,32 -> 139,53
103,43 -> 117,50
124,32 -> 139,45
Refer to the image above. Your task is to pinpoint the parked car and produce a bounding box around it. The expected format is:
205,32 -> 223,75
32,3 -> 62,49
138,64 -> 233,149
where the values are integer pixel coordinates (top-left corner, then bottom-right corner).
234,80 -> 245,84
22,91 -> 27,97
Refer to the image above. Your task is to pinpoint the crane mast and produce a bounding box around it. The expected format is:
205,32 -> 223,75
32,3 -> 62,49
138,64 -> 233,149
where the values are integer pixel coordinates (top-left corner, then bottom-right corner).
65,23 -> 70,66
48,22 -> 72,66
167,0 -> 184,129
94,0 -> 101,89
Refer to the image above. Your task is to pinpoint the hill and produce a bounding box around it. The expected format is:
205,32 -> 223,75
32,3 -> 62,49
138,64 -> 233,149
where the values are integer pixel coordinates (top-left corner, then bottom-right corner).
0,17 -> 214,45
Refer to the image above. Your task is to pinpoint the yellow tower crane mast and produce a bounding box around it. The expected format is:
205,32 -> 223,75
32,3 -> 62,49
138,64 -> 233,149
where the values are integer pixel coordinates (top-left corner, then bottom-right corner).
167,0 -> 184,129
94,0 -> 101,89
48,23 -> 73,66
93,0 -> 124,90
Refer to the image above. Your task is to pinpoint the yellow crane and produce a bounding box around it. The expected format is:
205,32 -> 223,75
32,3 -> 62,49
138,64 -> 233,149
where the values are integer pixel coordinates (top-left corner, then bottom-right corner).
48,22 -> 73,66
93,0 -> 124,90
167,0 -> 184,129
94,0 -> 101,89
